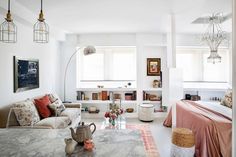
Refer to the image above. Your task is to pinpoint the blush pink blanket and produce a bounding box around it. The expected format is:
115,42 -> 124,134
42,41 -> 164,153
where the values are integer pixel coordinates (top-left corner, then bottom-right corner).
163,100 -> 232,157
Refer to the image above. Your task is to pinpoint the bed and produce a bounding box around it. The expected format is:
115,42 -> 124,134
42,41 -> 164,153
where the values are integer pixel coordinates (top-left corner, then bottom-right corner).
163,100 -> 232,157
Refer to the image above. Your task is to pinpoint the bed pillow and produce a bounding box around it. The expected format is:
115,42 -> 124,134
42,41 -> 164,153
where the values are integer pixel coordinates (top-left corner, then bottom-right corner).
13,99 -> 40,126
221,90 -> 232,108
34,95 -> 52,118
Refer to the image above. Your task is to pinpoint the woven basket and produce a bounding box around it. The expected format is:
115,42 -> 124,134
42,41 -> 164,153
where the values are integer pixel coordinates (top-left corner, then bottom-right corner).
172,128 -> 195,148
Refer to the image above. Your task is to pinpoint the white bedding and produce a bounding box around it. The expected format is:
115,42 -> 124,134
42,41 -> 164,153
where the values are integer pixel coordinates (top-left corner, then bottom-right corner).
197,101 -> 232,120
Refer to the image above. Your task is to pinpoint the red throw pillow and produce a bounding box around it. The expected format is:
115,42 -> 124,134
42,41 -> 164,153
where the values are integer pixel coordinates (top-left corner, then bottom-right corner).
34,95 -> 52,118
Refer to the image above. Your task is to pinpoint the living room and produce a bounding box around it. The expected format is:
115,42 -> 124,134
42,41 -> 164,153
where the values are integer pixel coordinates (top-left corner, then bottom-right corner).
0,0 -> 235,157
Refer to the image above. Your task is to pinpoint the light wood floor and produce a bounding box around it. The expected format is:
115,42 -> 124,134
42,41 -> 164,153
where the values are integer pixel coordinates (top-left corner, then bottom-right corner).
83,117 -> 172,157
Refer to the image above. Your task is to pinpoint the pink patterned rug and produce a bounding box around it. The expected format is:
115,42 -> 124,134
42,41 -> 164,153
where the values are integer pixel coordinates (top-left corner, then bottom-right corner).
99,123 -> 160,157
126,124 -> 160,157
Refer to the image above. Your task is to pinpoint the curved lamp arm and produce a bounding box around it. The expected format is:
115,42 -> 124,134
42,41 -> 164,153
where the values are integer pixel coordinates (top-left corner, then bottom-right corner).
63,47 -> 80,103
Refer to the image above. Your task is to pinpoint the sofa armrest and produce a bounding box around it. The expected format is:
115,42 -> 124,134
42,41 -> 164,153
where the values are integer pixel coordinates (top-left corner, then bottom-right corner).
64,103 -> 81,109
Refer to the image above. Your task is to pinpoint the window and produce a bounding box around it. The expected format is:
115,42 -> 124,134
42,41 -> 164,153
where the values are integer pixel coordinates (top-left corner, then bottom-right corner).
80,53 -> 104,80
78,46 -> 136,82
176,48 -> 229,82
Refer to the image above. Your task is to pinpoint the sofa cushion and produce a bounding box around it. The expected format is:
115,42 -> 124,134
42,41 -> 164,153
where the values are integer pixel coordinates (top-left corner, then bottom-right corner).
60,108 -> 80,122
13,99 -> 40,126
48,100 -> 65,116
34,117 -> 71,129
34,95 -> 52,118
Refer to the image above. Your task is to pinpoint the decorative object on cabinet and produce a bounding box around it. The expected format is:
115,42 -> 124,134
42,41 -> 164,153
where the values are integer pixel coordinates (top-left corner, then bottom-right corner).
97,85 -> 104,88
88,106 -> 100,114
152,80 -> 160,88
0,0 -> 17,43
185,93 -> 201,101
143,91 -> 161,101
14,56 -> 39,93
102,91 -> 108,100
64,46 -> 96,103
92,93 -> 98,100
33,0 -> 49,43
113,93 -> 121,99
125,93 -> 132,100
147,58 -> 161,76
126,108 -> 134,113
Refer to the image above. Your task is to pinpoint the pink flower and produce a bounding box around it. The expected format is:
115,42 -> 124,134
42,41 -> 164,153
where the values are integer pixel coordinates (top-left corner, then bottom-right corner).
111,114 -> 117,120
104,112 -> 110,118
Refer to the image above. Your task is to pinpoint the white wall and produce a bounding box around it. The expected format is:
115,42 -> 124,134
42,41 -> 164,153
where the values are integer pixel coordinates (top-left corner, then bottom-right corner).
61,34 -> 138,102
60,33 -> 168,104
0,15 -> 60,107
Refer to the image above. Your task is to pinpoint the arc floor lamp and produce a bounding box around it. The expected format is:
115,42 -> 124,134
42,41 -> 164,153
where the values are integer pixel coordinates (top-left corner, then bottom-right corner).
63,46 -> 96,103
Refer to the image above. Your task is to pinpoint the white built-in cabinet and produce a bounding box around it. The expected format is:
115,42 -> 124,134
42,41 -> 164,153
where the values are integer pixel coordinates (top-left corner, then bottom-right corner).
75,34 -> 183,118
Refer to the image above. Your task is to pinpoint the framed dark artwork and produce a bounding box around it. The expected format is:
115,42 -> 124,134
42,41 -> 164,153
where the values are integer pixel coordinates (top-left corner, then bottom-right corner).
14,56 -> 39,93
147,58 -> 161,76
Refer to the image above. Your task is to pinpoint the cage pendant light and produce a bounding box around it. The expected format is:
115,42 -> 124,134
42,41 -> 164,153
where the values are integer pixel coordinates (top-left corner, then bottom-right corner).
0,0 -> 17,43
33,0 -> 49,43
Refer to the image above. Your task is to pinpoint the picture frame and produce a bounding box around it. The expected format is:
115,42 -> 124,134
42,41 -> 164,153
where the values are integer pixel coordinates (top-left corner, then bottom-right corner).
14,56 -> 39,93
147,58 -> 161,76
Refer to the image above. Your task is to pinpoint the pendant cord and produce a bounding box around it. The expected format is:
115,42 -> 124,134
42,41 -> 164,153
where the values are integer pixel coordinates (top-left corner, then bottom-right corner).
8,0 -> 10,12
41,0 -> 43,12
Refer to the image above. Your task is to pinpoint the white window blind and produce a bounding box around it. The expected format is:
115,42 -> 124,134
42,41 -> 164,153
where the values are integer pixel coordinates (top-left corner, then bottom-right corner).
176,48 -> 229,82
79,46 -> 136,81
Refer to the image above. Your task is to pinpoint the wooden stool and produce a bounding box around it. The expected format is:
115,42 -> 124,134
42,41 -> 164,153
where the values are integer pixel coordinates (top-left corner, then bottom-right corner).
170,128 -> 195,157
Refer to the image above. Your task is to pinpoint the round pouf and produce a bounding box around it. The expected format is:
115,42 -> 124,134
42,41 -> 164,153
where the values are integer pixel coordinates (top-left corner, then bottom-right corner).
170,128 -> 195,157
138,104 -> 154,122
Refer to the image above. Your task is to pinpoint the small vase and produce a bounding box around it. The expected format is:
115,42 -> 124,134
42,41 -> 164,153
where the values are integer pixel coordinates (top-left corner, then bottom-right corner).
108,118 -> 116,126
111,119 -> 115,126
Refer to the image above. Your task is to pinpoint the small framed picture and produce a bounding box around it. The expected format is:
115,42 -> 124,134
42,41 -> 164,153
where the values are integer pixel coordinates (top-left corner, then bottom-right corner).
147,58 -> 161,76
14,56 -> 39,93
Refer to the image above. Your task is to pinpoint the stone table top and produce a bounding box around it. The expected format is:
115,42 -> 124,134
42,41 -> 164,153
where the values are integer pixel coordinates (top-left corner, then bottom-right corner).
0,128 -> 147,157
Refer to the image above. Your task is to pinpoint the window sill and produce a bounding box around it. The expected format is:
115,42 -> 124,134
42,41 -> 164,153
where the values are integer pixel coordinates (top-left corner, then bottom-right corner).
183,82 -> 231,92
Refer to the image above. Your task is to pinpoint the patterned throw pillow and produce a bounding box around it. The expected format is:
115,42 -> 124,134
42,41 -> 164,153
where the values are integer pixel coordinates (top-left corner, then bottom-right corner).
221,90 -> 232,108
13,100 -> 40,126
48,94 -> 65,110
48,94 -> 58,103
48,100 -> 65,116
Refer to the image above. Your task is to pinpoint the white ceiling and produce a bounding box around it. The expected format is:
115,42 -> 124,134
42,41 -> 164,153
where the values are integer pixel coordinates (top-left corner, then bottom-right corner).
14,0 -> 232,34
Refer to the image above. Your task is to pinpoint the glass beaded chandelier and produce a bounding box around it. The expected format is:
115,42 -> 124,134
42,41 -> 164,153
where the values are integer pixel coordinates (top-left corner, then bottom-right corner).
33,0 -> 49,43
0,0 -> 17,43
202,13 -> 226,64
